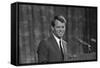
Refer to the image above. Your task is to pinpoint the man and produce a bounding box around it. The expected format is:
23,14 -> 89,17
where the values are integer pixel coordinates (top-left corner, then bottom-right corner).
37,15 -> 68,63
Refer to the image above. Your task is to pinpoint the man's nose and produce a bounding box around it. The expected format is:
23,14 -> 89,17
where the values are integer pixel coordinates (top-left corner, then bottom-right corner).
59,28 -> 64,30
59,29 -> 64,32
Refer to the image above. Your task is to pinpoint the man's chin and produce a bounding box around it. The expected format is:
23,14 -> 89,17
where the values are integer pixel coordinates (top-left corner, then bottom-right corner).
55,33 -> 64,38
58,35 -> 63,38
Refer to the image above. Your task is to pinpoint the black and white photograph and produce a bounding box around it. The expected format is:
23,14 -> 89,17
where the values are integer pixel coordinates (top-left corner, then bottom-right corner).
11,2 -> 97,66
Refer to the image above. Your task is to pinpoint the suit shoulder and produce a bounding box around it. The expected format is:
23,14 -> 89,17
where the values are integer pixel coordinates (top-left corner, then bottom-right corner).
38,36 -> 52,49
62,39 -> 67,46
37,39 -> 48,52
38,39 -> 49,47
39,39 -> 46,45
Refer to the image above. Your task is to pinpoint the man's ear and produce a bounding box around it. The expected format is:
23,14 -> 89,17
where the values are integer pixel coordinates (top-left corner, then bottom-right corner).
51,26 -> 54,31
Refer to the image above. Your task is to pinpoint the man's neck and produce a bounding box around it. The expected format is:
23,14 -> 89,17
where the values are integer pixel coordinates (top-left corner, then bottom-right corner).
52,33 -> 62,40
52,33 -> 63,49
53,33 -> 61,39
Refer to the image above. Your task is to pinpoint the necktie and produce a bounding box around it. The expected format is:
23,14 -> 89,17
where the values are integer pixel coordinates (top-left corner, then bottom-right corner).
59,40 -> 64,60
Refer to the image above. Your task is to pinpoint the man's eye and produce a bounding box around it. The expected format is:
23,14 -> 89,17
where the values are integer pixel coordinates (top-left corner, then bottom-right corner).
56,26 -> 60,28
56,26 -> 65,28
62,26 -> 64,28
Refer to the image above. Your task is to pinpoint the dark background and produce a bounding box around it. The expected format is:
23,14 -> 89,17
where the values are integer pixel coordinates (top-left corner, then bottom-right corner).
18,4 -> 97,64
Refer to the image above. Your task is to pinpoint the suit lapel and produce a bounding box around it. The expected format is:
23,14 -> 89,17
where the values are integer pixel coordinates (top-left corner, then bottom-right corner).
62,40 -> 68,61
49,34 -> 61,53
49,34 -> 68,61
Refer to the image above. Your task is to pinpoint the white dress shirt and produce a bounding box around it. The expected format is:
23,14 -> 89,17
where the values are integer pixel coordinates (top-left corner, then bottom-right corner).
53,33 -> 64,49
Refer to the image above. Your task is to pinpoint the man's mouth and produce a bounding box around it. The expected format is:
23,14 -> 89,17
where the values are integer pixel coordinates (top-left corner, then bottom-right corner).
58,33 -> 64,35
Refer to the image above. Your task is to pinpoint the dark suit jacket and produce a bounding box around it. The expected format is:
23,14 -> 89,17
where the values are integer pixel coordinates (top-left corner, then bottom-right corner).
37,34 -> 68,63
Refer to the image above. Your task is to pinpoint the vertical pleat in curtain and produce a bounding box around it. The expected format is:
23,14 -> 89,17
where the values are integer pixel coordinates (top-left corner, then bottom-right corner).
67,7 -> 86,56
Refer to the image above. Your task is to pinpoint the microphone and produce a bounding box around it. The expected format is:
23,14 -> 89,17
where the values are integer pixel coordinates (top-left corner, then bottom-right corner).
76,37 -> 91,51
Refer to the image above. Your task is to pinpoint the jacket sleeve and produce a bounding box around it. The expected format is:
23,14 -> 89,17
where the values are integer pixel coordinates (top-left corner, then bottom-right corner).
37,40 -> 48,63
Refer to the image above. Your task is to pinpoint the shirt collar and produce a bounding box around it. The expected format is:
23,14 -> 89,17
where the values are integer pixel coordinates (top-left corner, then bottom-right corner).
53,33 -> 62,46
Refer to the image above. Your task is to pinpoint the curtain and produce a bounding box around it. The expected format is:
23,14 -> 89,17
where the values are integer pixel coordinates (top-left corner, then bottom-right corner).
18,4 -> 96,64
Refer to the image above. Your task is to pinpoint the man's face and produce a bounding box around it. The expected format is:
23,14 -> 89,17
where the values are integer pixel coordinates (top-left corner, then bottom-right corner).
53,20 -> 66,38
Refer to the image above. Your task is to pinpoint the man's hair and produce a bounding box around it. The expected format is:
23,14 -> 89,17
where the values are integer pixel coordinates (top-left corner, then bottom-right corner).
51,15 -> 66,27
